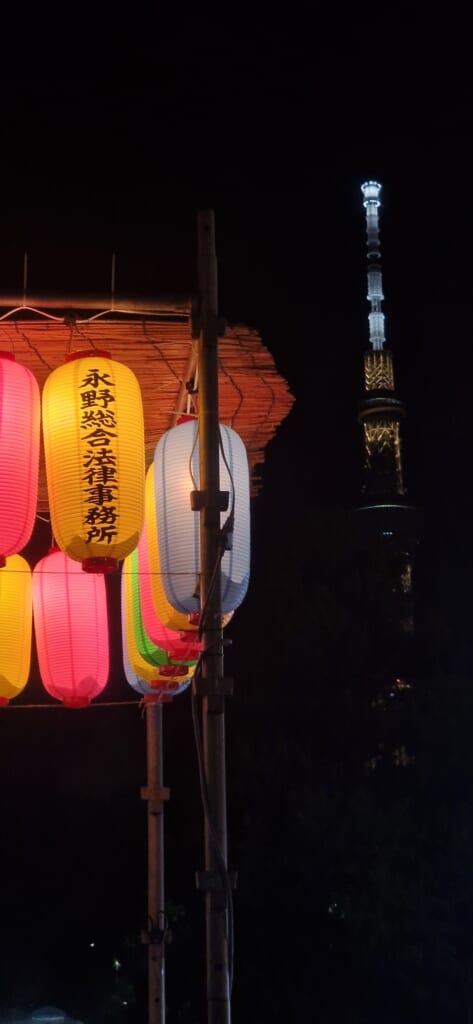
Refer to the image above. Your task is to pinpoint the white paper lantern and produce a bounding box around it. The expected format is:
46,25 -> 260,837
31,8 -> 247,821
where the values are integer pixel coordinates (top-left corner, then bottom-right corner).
153,419 -> 250,616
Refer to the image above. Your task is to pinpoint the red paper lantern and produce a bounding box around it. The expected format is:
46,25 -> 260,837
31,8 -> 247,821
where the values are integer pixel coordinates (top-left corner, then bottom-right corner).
0,353 -> 40,566
32,547 -> 109,707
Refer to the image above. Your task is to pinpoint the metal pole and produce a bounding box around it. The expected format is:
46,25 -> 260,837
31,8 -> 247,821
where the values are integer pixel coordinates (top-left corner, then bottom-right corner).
141,699 -> 169,1024
195,210 -> 232,1024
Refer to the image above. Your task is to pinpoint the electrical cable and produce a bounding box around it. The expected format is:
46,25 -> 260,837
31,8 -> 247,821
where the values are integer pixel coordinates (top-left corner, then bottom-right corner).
196,426 -> 236,639
191,652 -> 234,994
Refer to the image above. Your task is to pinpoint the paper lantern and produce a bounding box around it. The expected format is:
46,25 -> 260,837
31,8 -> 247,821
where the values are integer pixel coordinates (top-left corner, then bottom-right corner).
144,464 -> 201,632
32,547 -> 109,706
42,350 -> 145,573
121,562 -> 196,694
0,554 -> 32,704
122,552 -> 196,672
0,353 -> 40,566
136,521 -> 202,660
127,547 -> 197,668
153,418 -> 250,615
122,640 -> 191,703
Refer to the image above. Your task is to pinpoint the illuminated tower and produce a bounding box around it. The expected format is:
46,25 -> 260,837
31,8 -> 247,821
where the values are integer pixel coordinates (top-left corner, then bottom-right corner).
357,180 -> 416,623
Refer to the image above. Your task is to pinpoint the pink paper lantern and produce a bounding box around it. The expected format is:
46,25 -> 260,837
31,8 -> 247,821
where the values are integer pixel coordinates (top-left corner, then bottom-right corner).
32,547 -> 109,707
0,353 -> 40,565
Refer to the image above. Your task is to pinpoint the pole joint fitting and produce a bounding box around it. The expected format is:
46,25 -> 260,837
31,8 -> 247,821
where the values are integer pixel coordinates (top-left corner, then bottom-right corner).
192,676 -> 233,698
190,489 -> 229,512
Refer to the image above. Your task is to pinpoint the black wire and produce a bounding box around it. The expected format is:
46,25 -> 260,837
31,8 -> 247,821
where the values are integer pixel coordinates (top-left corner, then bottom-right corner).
191,654 -> 234,994
197,542 -> 226,638
197,428 -> 237,638
188,418 -> 199,490
218,428 -> 236,526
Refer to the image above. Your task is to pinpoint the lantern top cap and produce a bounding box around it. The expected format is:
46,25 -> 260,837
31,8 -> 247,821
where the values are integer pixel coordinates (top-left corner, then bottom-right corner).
65,349 -> 112,362
176,414 -> 197,424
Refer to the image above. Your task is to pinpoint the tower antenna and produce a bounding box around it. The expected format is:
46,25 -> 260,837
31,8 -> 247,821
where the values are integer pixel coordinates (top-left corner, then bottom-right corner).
356,181 -> 417,630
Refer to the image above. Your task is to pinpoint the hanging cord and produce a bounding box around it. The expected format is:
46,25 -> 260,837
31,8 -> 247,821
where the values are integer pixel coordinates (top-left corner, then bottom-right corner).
197,426 -> 236,639
191,651 -> 234,994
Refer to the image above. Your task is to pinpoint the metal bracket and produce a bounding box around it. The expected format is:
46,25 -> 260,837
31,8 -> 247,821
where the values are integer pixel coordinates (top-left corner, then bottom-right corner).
190,490 -> 229,512
192,676 -> 234,698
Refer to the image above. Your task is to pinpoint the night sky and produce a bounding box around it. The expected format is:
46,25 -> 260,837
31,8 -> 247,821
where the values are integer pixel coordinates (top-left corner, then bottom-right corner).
0,10 -> 472,1019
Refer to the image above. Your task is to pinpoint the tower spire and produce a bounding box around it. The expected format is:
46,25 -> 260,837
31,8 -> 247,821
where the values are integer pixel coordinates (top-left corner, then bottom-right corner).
358,180 -> 405,499
356,180 -> 417,633
362,179 -> 386,352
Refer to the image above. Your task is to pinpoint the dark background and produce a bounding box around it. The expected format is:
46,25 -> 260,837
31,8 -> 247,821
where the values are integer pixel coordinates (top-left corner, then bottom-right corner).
1,8 -> 473,1021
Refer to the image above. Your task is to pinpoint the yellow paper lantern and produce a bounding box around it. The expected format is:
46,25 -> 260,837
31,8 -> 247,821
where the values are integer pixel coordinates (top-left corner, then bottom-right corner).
144,463 -> 199,631
121,557 -> 195,690
0,554 -> 32,704
42,350 -> 146,572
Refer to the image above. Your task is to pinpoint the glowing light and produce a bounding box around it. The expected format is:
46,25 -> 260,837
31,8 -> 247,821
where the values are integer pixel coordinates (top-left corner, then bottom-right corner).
42,351 -> 145,572
154,419 -> 250,616
0,553 -> 32,704
0,354 -> 40,565
33,547 -> 109,706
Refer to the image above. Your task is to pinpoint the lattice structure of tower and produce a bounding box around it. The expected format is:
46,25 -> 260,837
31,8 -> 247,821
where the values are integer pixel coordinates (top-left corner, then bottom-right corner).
356,180 -> 417,632
358,181 -> 406,500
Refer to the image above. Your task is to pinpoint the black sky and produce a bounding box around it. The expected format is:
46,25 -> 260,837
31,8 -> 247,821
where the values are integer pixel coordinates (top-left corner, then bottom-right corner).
0,7 -> 473,1013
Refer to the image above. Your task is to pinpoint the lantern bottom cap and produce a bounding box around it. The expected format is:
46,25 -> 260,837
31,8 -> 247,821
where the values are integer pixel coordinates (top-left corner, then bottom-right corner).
82,557 -> 119,575
63,697 -> 91,708
0,556 -> 5,568
0,697 -> 9,706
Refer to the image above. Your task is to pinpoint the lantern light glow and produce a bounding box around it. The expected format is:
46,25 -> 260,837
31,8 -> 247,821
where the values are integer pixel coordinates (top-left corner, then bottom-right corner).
0,353 -> 40,566
0,553 -> 33,704
153,419 -> 251,616
121,561 -> 196,692
32,547 -> 109,707
41,351 -> 146,573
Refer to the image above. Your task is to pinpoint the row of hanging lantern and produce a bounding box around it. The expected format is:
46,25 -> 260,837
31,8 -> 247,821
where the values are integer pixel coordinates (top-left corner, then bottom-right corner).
0,349 -> 251,707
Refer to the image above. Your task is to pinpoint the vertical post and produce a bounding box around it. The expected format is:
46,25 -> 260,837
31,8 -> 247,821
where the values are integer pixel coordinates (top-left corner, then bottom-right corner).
141,699 -> 169,1024
195,210 -> 231,1024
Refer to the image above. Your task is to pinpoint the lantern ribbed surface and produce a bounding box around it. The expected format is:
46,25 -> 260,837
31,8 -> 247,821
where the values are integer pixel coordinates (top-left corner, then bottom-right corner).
126,548 -> 196,668
122,637 -> 191,702
154,419 -> 251,615
137,521 -> 202,661
0,354 -> 40,563
0,554 -> 32,703
41,352 -> 146,569
121,562 -> 196,689
32,548 -> 109,706
144,464 -> 200,632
